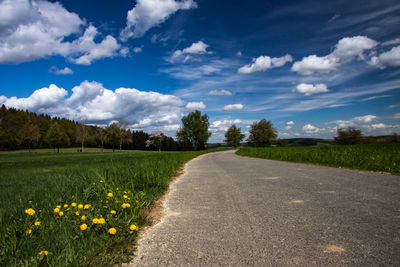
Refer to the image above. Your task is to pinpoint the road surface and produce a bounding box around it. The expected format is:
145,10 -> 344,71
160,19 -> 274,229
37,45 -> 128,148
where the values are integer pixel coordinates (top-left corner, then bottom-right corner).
132,150 -> 400,266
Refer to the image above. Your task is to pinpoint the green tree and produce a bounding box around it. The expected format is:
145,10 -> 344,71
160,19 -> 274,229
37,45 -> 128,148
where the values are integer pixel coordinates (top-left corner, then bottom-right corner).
95,126 -> 107,152
176,110 -> 211,150
334,127 -> 363,145
105,123 -> 120,152
45,122 -> 69,152
224,124 -> 245,147
20,121 -> 41,152
247,119 -> 277,147
75,122 -> 88,152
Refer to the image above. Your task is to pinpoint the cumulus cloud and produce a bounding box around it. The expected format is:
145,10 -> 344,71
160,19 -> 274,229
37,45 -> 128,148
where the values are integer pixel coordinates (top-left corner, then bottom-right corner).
49,66 -> 73,75
332,115 -> 378,128
238,54 -> 292,74
286,121 -> 295,125
370,45 -> 400,68
185,101 -> 206,110
302,124 -> 319,133
0,0 -> 121,65
120,0 -> 197,40
171,41 -> 211,62
133,47 -> 143,53
293,83 -> 330,96
210,119 -> 242,134
381,37 -> 400,46
292,36 -> 378,75
223,104 -> 243,111
208,90 -> 232,96
0,81 -> 184,132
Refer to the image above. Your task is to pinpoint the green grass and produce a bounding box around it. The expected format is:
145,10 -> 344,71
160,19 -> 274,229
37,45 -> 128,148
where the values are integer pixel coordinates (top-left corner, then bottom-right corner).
237,144 -> 400,175
0,150 -> 218,266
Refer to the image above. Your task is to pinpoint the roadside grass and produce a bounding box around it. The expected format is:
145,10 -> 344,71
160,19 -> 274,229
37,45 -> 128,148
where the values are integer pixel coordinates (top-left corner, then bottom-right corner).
236,144 -> 400,175
0,147 -> 119,154
0,150 -> 219,266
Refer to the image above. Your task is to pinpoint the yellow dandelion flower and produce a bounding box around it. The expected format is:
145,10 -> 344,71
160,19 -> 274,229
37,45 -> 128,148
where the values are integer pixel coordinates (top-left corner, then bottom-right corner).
123,195 -> 128,199
53,208 -> 60,213
34,221 -> 40,226
92,218 -> 99,224
63,204 -> 68,208
71,202 -> 77,207
75,211 -> 79,216
129,224 -> 137,231
100,180 -> 103,183
80,224 -> 87,231
28,200 -> 32,204
26,229 -> 32,235
38,250 -> 48,255
59,211 -> 64,216
78,204 -> 83,209
103,206 -> 108,209
107,193 -> 113,197
108,227 -> 116,235
115,187 -> 119,191
84,204 -> 91,209
98,218 -> 106,224
25,208 -> 35,216
110,210 -> 116,214
56,205 -> 61,209
81,215 -> 86,221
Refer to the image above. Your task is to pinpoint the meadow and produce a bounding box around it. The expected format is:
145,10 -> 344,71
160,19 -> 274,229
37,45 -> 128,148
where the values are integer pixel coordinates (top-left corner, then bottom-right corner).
0,150 -> 216,266
237,144 -> 400,175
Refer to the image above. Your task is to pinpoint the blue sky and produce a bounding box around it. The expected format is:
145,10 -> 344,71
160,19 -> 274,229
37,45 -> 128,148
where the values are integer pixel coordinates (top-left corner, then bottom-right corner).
0,0 -> 399,142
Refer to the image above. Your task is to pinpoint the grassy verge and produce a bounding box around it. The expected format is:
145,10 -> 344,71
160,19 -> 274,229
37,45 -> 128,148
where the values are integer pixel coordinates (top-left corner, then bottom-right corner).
236,144 -> 400,175
0,149 -> 220,266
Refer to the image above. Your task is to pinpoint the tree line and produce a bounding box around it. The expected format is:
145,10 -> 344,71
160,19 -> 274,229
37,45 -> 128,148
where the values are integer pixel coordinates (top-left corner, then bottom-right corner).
0,105 -> 183,152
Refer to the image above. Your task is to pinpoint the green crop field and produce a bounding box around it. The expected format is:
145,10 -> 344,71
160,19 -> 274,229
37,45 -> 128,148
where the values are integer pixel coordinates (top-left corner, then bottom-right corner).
237,144 -> 400,175
0,150 -> 217,266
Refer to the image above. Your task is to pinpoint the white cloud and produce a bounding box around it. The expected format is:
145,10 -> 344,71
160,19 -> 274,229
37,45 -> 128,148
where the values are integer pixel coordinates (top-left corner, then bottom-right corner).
171,41 -> 210,61
332,115 -> 378,128
302,124 -> 319,133
49,66 -> 73,75
286,121 -> 295,125
382,37 -> 400,46
223,104 -> 243,111
293,83 -> 329,96
292,36 -> 378,75
0,81 -> 184,132
120,0 -> 197,40
236,51 -> 242,56
133,47 -> 143,53
185,101 -> 206,110
238,54 -> 292,74
284,126 -> 292,130
210,119 -> 243,134
370,45 -> 400,68
0,0 -> 121,65
208,90 -> 232,96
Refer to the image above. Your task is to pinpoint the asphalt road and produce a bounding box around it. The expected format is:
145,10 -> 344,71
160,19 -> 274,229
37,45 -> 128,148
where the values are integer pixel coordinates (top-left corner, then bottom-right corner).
132,150 -> 400,266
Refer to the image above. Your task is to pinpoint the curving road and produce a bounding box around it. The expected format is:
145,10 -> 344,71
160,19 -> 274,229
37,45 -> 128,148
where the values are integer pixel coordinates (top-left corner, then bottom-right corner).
132,150 -> 400,266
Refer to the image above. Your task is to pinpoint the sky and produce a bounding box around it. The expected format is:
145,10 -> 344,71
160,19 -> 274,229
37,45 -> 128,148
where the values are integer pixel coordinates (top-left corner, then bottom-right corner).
0,0 -> 400,142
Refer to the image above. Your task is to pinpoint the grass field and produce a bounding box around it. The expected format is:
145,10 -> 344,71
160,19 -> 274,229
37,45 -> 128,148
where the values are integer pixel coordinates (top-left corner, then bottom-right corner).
237,144 -> 400,175
0,150 -> 218,266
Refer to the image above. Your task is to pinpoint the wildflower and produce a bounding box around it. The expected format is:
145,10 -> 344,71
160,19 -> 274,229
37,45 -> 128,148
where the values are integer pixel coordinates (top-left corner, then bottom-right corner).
122,203 -> 131,209
59,211 -> 64,216
38,250 -> 48,255
100,180 -> 103,183
53,208 -> 60,213
26,229 -> 32,235
110,210 -> 116,214
71,202 -> 77,207
28,200 -> 32,204
72,195 -> 75,198
98,218 -> 105,224
107,193 -> 113,198
75,211 -> 79,216
84,204 -> 91,209
63,204 -> 68,208
34,221 -> 40,226
123,195 -> 128,199
80,224 -> 87,231
81,216 -> 86,221
78,204 -> 83,209
103,206 -> 108,209
25,208 -> 35,216
116,187 -> 119,191
130,224 -> 137,231
108,228 -> 116,235
56,205 -> 61,209
92,218 -> 99,224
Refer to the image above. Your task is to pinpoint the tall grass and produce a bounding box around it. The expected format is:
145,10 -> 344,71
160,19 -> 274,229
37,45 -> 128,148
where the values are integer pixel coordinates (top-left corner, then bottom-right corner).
237,144 -> 400,175
0,150 -> 213,266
